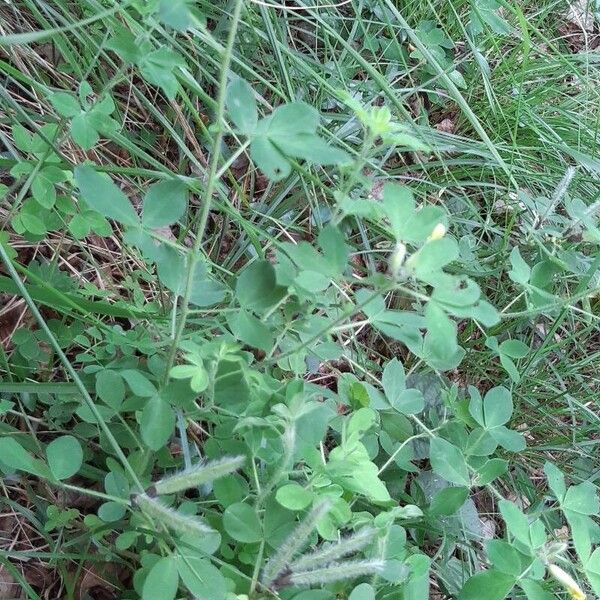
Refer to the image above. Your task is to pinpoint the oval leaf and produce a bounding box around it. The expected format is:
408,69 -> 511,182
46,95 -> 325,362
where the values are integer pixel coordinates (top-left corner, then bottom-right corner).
223,502 -> 262,542
143,556 -> 179,600
429,437 -> 470,487
142,180 -> 187,228
141,396 -> 175,451
46,436 -> 83,480
75,165 -> 139,226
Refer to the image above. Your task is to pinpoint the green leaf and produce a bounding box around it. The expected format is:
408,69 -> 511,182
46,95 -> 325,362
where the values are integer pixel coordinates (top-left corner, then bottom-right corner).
518,579 -> 555,600
276,133 -> 350,165
46,436 -> 83,480
213,475 -> 249,507
349,583 -> 375,600
106,27 -> 143,63
486,539 -> 522,576
142,180 -> 187,228
429,437 -> 470,486
223,502 -> 262,542
141,395 -> 175,450
432,276 -> 481,308
95,369 -> 126,410
158,0 -> 195,31
318,225 -> 348,275
348,407 -> 377,437
143,556 -> 179,600
395,388 -> 425,415
294,270 -> 330,292
428,487 -> 468,516
476,458 -> 508,485
544,462 -> 566,500
268,102 -> 319,135
470,0 -> 511,37
105,471 -> 130,498
0,438 -> 50,478
568,512 -> 593,563
139,48 -> 185,100
458,570 -> 515,600
226,310 -> 274,352
236,260 -> 286,312
70,114 -> 99,150
499,339 -> 529,359
382,184 -> 415,241
250,135 -> 290,180
498,500 -> 530,545
470,299 -> 500,327
49,92 -> 80,117
276,483 -> 313,510
190,367 -> 209,393
20,212 -> 47,235
508,247 -> 530,285
121,370 -> 157,397
482,386 -> 513,428
499,354 -> 521,383
69,214 -> 91,239
403,553 -> 430,598
563,481 -> 599,515
12,124 -> 32,152
98,501 -> 126,522
250,101 -> 349,180
75,165 -> 139,226
382,359 -> 425,414
585,548 -> 600,595
381,184 -> 447,244
382,358 -> 406,402
169,366 -> 201,393
226,77 -> 258,135
31,168 -> 57,209
490,426 -> 526,452
188,260 -> 227,307
423,302 -> 462,370
177,556 -> 226,600
411,238 -> 459,280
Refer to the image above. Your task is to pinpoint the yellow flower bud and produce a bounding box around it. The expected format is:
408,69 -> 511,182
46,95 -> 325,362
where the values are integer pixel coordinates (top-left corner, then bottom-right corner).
549,564 -> 586,600
428,223 -> 447,241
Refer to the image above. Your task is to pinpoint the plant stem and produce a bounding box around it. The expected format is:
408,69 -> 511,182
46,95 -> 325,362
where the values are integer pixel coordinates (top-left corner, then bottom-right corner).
162,0 -> 244,385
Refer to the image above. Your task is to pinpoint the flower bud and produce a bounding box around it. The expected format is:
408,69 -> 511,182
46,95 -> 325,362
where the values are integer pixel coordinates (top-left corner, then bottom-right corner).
428,223 -> 447,241
548,564 -> 586,600
389,242 -> 407,275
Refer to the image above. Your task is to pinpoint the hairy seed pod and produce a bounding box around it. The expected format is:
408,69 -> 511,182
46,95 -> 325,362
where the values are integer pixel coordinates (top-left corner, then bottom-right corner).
134,494 -> 213,535
289,527 -> 377,571
289,559 -> 385,587
154,455 -> 245,495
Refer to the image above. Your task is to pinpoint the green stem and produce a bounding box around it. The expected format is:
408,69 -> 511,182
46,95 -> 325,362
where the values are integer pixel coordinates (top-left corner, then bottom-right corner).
249,538 -> 265,597
162,0 -> 244,385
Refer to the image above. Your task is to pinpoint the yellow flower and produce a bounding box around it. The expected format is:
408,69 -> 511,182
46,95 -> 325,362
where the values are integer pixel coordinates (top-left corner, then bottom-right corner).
549,564 -> 586,600
428,223 -> 447,242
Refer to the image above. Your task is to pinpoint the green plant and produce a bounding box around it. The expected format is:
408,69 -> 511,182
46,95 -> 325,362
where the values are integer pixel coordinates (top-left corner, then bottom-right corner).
1,0 -> 600,598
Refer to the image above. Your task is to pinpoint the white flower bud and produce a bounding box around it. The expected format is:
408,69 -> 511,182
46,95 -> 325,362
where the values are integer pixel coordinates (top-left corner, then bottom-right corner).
389,242 -> 407,275
548,564 -> 586,600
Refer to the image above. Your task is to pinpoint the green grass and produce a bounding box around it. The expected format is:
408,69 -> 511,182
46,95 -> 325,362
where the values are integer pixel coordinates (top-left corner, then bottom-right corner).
1,0 -> 600,599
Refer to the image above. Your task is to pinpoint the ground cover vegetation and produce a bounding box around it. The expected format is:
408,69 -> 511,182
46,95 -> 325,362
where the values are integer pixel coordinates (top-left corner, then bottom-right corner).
1,0 -> 600,598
